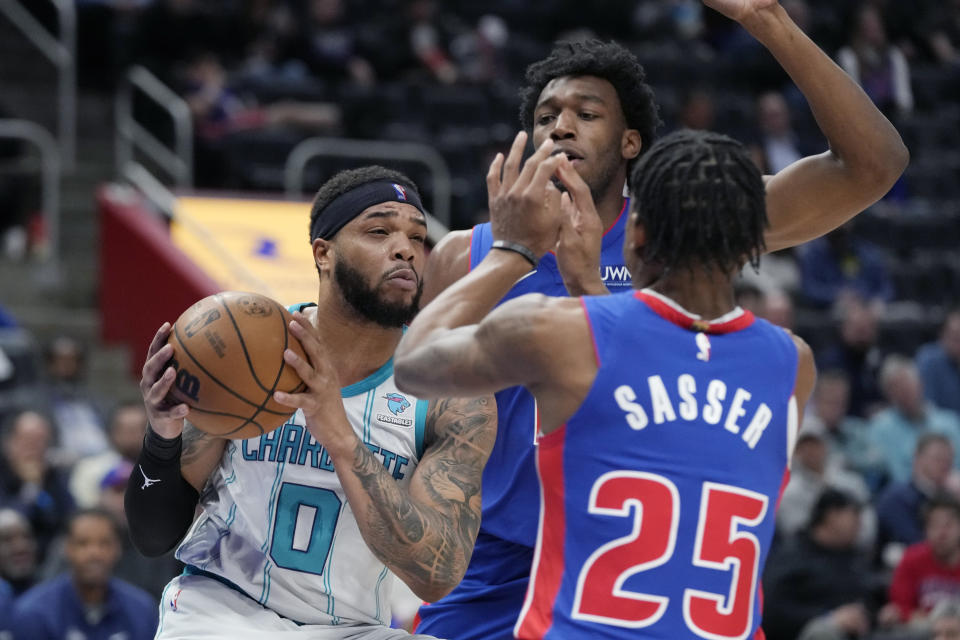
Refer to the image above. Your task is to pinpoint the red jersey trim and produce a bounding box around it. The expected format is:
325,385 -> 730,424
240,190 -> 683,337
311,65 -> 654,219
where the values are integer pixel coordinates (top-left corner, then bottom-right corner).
634,289 -> 755,334
516,424 -> 568,639
602,198 -> 629,238
546,198 -> 628,258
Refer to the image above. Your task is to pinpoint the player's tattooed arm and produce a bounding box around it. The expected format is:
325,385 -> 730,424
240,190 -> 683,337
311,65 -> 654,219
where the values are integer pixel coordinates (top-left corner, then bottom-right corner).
348,395 -> 496,602
275,313 -> 495,599
180,420 -> 225,492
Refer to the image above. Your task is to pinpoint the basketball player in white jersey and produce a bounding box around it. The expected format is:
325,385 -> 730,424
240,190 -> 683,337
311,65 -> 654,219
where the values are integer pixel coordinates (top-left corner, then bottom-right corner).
124,166 -> 497,639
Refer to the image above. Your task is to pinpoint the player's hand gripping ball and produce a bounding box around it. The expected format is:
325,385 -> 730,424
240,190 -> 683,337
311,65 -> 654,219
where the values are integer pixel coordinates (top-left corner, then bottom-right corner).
165,291 -> 308,439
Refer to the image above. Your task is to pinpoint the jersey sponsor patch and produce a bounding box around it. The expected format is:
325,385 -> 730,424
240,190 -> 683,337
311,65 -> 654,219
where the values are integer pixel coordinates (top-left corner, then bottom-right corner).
377,393 -> 413,427
600,264 -> 631,287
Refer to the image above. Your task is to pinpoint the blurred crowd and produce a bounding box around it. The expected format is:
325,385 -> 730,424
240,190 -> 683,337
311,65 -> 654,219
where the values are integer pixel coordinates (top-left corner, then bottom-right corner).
1,0 -> 960,637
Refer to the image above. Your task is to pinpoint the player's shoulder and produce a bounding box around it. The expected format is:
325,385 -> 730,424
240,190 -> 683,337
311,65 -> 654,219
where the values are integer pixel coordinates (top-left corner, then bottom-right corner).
421,229 -> 476,306
430,228 -> 474,265
485,294 -> 590,365
494,291 -> 583,322
750,317 -> 812,358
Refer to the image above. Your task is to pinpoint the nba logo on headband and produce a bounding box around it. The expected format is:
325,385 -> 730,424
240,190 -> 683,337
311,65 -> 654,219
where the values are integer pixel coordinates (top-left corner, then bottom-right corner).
392,184 -> 407,201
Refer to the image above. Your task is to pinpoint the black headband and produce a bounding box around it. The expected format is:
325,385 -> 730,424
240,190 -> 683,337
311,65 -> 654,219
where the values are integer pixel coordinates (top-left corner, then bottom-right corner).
310,180 -> 425,240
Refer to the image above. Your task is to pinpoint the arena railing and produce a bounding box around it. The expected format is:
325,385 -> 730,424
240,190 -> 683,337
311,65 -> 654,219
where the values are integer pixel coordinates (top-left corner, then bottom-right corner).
284,137 -> 452,241
0,0 -> 75,170
115,65 -> 193,189
0,118 -> 61,270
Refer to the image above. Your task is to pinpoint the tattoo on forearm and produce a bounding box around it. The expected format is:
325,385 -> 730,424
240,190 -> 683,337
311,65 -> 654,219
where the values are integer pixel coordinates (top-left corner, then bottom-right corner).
350,396 -> 495,594
181,422 -> 214,466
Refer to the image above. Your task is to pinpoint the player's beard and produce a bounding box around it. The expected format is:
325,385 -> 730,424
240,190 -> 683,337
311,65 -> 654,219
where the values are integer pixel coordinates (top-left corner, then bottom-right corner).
587,148 -> 622,205
335,258 -> 422,328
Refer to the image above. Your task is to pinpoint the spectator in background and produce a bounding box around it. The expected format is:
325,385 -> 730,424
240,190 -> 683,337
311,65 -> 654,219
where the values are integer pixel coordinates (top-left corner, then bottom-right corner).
763,489 -> 882,640
632,0 -> 705,42
182,52 -> 342,143
0,509 -> 37,596
97,462 -> 180,599
134,0 -> 243,79
0,577 -> 11,640
0,411 -> 74,558
777,425 -> 877,550
734,283 -> 793,331
798,225 -> 893,309
739,251 -> 801,301
450,14 -> 510,85
42,336 -> 109,467
764,289 -> 795,330
294,0 -> 375,86
42,461 -> 181,601
837,3 -> 914,116
918,310 -> 960,416
869,355 -> 960,484
926,0 -> 960,68
818,296 -> 886,417
806,369 -> 886,489
750,91 -> 811,174
405,0 -> 460,84
931,598 -> 960,640
881,496 -> 960,628
677,88 -> 716,131
735,281 -> 766,318
877,434 -> 958,560
181,51 -> 342,187
238,0 -> 305,82
70,402 -> 147,508
9,509 -> 157,640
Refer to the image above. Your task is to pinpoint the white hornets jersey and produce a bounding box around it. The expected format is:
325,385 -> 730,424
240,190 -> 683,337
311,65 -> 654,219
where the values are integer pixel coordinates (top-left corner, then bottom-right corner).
175,351 -> 428,626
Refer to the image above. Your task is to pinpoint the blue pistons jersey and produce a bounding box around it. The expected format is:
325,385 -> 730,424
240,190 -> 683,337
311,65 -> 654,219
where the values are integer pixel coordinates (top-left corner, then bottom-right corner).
515,290 -> 799,639
416,201 -> 632,639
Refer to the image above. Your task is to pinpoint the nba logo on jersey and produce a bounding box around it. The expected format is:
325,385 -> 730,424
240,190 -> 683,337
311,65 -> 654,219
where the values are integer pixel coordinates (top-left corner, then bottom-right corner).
696,332 -> 711,362
393,184 -> 407,201
378,393 -> 413,427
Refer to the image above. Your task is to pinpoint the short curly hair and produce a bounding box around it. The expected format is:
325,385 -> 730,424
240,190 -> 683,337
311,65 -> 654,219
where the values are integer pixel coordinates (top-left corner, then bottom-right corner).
519,40 -> 661,166
308,165 -> 420,242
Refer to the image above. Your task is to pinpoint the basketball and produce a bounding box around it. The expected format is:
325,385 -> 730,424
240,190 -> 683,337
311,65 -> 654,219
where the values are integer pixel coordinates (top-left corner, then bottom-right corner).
165,291 -> 309,439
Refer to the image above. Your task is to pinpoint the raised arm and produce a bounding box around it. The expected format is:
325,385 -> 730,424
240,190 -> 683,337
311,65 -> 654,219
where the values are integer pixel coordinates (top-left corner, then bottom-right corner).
275,315 -> 496,601
706,0 -> 909,251
396,133 -> 597,431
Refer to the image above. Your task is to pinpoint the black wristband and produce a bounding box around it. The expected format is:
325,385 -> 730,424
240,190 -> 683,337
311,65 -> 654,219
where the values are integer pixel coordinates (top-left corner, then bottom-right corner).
143,426 -> 182,464
126,425 -> 199,556
491,240 -> 538,267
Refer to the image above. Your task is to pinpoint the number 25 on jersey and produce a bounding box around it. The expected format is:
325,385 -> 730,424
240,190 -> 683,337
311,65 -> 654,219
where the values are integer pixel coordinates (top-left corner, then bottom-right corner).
573,472 -> 768,639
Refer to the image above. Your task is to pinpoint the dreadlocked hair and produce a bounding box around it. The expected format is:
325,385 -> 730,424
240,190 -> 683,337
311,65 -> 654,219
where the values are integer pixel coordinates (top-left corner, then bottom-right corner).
628,129 -> 767,274
519,40 -> 661,169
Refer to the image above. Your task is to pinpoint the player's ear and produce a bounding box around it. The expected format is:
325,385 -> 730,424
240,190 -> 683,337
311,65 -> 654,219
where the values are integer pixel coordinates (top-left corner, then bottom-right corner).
621,128 -> 642,162
312,238 -> 333,277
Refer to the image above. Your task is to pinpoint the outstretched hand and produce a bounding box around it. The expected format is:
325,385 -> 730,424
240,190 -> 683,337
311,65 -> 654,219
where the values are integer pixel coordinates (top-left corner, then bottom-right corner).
553,159 -> 609,296
702,0 -> 779,22
486,131 -> 568,259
